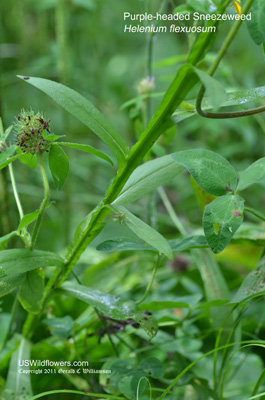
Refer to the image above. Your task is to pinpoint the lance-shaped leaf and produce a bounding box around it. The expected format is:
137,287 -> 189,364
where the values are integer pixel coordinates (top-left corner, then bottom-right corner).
203,195 -> 244,254
3,338 -> 33,400
56,141 -> 113,165
237,157 -> 265,191
171,149 -> 237,196
49,144 -> 69,190
61,281 -> 158,339
193,67 -> 225,111
17,76 -> 129,165
109,205 -> 173,260
173,85 -> 265,124
97,235 -> 208,252
0,249 -> 64,276
18,269 -> 45,314
113,155 -> 183,206
0,145 -> 16,164
0,155 -> 20,171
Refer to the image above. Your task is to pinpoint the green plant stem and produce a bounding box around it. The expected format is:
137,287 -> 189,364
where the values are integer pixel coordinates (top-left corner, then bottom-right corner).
22,0 -> 235,336
196,0 -> 258,119
251,368 -> 265,399
245,207 -> 265,222
0,168 -> 10,235
159,340 -> 265,400
8,162 -> 24,221
136,255 -> 162,305
8,162 -> 31,248
31,153 -> 50,249
60,0 -> 232,277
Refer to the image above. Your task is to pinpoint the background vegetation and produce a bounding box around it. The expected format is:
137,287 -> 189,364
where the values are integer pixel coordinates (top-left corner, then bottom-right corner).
1,0 -> 265,399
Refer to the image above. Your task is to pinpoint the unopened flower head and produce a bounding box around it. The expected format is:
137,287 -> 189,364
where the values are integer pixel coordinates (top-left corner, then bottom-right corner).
0,141 -> 7,153
15,110 -> 52,154
138,76 -> 155,96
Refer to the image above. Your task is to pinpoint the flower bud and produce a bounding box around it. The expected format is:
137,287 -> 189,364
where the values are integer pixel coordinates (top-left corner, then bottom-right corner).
15,110 -> 53,154
137,76 -> 155,96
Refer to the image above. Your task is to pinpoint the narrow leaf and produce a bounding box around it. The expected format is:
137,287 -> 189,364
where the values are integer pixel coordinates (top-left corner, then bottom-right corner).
0,155 -> 20,171
0,232 -> 17,247
18,209 -> 40,232
97,235 -> 208,252
3,338 -> 33,400
114,155 -> 183,206
109,205 -> 173,260
61,281 -> 158,339
18,269 -> 45,314
171,149 -> 237,196
0,249 -> 64,276
56,142 -> 113,165
173,85 -> 265,124
42,129 -> 65,141
0,145 -> 16,164
17,76 -> 129,165
193,67 -> 226,111
203,195 -> 244,254
17,204 -> 52,232
49,144 -> 69,189
237,158 -> 265,191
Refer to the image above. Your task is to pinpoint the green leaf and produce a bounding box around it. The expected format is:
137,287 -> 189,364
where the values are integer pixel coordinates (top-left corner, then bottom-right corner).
49,144 -> 69,189
171,149 -> 237,196
138,357 -> 164,379
42,129 -> 65,142
0,145 -> 16,164
3,338 -> 33,400
0,155 -> 20,171
18,210 -> 40,232
43,316 -> 74,338
17,76 -> 129,165
203,195 -> 244,254
247,0 -> 265,45
17,204 -> 52,232
0,232 -> 17,248
18,269 -> 45,314
97,235 -> 208,252
113,155 -> 184,206
173,85 -> 265,124
109,205 -> 173,260
139,294 -> 202,310
0,274 -> 26,298
193,67 -> 226,111
233,223 -> 265,245
17,148 -> 38,169
230,264 -> 265,304
56,141 -> 113,165
61,281 -> 158,339
237,158 -> 265,191
0,249 -> 64,276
